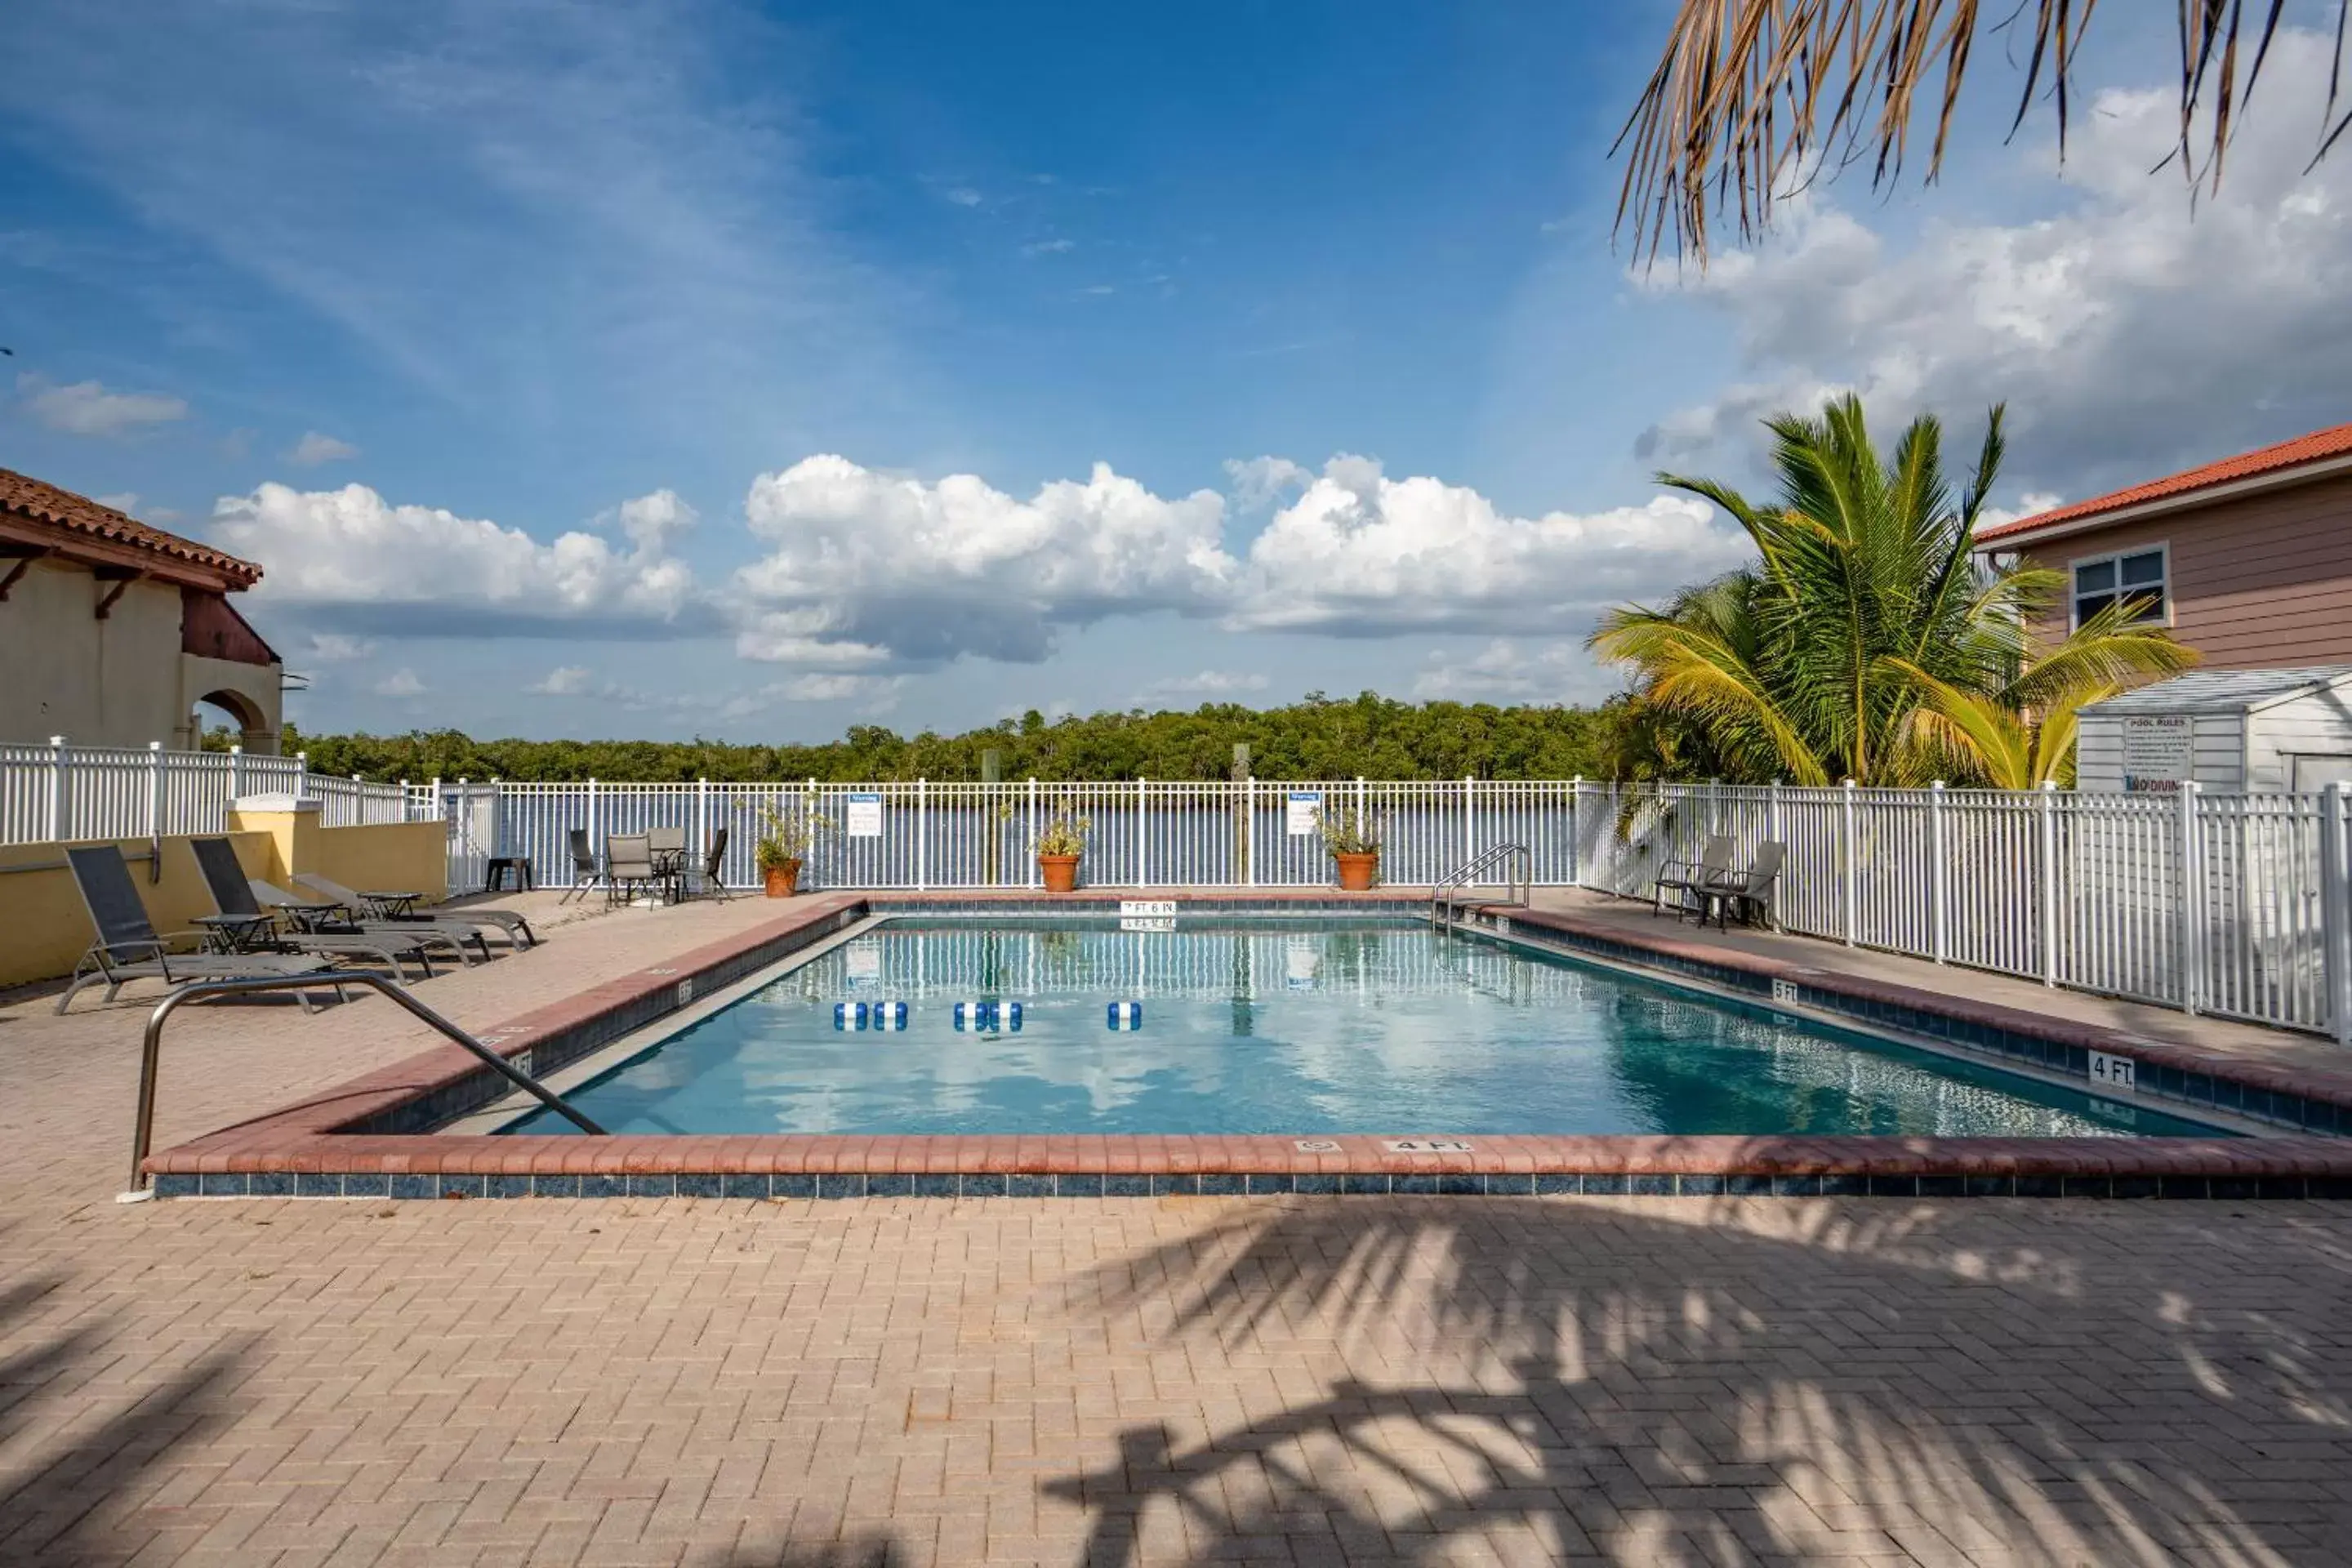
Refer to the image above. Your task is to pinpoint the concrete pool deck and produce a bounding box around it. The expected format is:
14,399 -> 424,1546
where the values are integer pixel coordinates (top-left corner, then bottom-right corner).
2,888 -> 2351,1563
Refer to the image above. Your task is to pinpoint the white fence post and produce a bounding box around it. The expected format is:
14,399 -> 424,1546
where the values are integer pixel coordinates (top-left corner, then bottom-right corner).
1840,778 -> 1858,947
46,735 -> 67,841
697,777 -> 710,862
1027,777 -> 1039,889
2324,782 -> 2351,1048
146,742 -> 163,844
1928,781 -> 1948,964
2039,781 -> 2060,987
2180,782 -> 2203,1016
229,744 -> 244,805
1138,777 -> 1148,887
916,777 -> 928,891
1568,777 -> 1582,887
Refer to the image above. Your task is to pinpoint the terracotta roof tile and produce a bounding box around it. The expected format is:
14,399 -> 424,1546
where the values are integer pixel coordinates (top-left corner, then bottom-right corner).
0,466 -> 261,586
1977,421 -> 2352,544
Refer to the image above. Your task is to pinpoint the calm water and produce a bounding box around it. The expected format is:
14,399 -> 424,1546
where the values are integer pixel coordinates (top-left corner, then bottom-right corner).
506,919 -> 2221,1138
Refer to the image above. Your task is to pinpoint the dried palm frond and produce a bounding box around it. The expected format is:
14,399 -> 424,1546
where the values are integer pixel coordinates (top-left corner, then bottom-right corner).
1614,0 -> 2350,266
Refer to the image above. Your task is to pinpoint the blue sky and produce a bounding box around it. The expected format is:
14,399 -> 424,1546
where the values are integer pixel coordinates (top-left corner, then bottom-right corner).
7,1 -> 2351,742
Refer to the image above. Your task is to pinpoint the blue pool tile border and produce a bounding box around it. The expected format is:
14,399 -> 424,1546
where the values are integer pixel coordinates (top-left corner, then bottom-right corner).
150,1169 -> 2352,1200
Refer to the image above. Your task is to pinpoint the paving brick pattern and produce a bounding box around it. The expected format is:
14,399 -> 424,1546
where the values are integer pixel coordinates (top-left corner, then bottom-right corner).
2,893 -> 2350,1564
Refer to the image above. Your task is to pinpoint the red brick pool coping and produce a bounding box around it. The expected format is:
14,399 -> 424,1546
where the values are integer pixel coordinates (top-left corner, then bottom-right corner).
144,891 -> 2352,1196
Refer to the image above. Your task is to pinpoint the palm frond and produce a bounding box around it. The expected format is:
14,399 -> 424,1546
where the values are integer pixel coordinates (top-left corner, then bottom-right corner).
1614,0 -> 2346,265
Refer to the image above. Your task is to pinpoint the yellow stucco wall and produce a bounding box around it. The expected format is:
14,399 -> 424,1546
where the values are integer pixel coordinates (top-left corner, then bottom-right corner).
2,814 -> 447,986
0,831 -> 275,987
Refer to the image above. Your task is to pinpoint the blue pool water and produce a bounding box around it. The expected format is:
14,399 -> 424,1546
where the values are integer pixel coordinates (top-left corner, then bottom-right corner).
506,919 -> 2225,1138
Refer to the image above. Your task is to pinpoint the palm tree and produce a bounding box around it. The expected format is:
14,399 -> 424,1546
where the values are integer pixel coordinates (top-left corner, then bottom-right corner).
1615,2 -> 2352,265
1588,394 -> 2195,787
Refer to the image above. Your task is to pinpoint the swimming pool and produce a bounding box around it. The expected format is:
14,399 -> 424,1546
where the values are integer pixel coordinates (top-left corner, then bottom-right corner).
503,918 -> 2225,1139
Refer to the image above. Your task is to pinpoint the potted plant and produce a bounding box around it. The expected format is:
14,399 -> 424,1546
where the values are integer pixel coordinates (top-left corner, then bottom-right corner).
1316,804 -> 1383,891
1035,811 -> 1090,893
755,804 -> 827,898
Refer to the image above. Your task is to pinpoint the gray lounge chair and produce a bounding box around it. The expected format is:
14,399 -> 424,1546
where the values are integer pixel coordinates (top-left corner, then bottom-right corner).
684,826 -> 731,901
1653,835 -> 1735,920
1707,842 -> 1787,929
647,826 -> 688,902
293,871 -> 534,949
56,844 -> 339,1014
248,875 -> 486,966
187,837 -> 440,981
560,829 -> 599,904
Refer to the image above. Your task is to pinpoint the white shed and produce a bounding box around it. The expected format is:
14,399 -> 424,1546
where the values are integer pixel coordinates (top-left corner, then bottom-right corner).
2076,666 -> 2352,792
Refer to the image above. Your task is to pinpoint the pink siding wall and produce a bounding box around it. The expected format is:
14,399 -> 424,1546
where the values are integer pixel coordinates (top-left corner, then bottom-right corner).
2015,471 -> 2352,668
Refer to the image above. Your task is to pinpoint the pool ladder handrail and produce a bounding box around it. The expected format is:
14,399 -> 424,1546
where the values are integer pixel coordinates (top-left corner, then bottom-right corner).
1432,842 -> 1531,933
126,970 -> 606,1197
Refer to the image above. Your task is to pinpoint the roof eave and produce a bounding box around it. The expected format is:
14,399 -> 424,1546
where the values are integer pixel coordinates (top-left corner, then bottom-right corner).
1974,450 -> 2352,554
0,511 -> 258,592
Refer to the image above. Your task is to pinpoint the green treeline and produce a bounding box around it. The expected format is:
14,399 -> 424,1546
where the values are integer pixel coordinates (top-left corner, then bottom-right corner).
281,692 -> 1619,783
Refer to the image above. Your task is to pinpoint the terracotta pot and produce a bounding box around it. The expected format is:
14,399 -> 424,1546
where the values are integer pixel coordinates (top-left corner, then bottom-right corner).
761,858 -> 802,898
1039,853 -> 1080,893
1334,851 -> 1379,891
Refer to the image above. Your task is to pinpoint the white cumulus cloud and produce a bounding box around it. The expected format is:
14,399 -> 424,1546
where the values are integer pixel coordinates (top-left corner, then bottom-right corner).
1413,639 -> 1614,704
212,483 -> 698,636
1635,32 -> 2352,499
373,668 -> 425,697
17,373 -> 187,437
287,431 -> 359,466
1144,670 -> 1272,700
529,666 -> 595,695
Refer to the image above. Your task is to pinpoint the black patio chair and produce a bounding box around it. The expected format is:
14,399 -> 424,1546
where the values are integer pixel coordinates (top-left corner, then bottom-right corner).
188,837 -> 441,980
560,828 -> 599,904
688,826 -> 732,901
1705,841 -> 1787,930
1652,835 -> 1735,920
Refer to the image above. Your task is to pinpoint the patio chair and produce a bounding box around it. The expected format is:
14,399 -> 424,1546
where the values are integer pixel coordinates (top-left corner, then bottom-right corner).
560,828 -> 599,904
605,834 -> 657,906
685,826 -> 732,902
1706,841 -> 1787,930
1652,835 -> 1735,920
56,844 -> 341,1015
248,875 -> 488,966
648,826 -> 688,902
295,871 -> 536,949
187,837 -> 440,982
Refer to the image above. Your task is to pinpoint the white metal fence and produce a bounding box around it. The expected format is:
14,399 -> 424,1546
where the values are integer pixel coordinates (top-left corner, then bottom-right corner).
0,737 -> 421,846
427,774 -> 2352,1042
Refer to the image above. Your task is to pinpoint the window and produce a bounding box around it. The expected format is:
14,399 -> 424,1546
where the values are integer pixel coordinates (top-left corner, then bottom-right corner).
2072,546 -> 2168,627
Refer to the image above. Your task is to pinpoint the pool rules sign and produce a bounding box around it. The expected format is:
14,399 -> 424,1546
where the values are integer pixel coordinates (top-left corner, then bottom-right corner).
2122,716 -> 2193,793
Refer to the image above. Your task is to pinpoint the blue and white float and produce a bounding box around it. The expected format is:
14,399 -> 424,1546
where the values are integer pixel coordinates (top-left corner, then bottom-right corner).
871,1000 -> 908,1031
1107,1000 -> 1144,1031
953,1000 -> 1021,1031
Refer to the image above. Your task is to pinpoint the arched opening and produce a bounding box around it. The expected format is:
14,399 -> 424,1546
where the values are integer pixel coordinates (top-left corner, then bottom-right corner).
190,688 -> 277,755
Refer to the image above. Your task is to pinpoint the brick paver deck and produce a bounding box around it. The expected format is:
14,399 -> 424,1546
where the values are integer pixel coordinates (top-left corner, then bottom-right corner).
2,891 -> 2348,1565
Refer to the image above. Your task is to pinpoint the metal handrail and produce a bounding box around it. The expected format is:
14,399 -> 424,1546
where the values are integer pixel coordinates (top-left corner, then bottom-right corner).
127,971 -> 605,1196
1432,842 -> 1530,932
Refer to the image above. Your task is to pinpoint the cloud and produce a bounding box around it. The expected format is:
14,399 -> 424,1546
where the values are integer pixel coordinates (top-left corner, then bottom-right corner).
604,488 -> 697,554
287,431 -> 359,466
373,668 -> 426,697
1635,32 -> 2352,500
16,373 -> 186,436
521,665 -> 899,716
732,455 -> 1233,666
1021,238 -> 1075,256
1413,640 -> 1614,704
96,492 -> 140,512
1143,670 -> 1271,700
1229,456 -> 1748,636
1223,456 -> 1312,511
529,666 -> 595,696
727,452 -> 1749,667
211,482 -> 699,637
296,633 -> 376,665
943,186 -> 983,207
1080,284 -> 1116,296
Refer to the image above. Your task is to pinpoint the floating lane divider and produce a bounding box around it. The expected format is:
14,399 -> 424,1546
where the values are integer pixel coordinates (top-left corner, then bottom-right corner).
834,1001 -> 909,1031
1107,1000 -> 1144,1031
953,1001 -> 1022,1032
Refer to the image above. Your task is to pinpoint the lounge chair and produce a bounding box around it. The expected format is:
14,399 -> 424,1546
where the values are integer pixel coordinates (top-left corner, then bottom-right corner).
560,829 -> 599,904
56,844 -> 340,1014
682,826 -> 731,901
248,875 -> 488,966
294,871 -> 535,949
1653,835 -> 1735,920
187,837 -> 441,981
1706,842 -> 1787,929
605,834 -> 658,906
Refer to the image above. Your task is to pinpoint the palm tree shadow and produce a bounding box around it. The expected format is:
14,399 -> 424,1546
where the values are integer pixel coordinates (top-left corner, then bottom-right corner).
694,1537 -> 899,1567
0,1272 -> 256,1567
1046,1197 -> 2352,1566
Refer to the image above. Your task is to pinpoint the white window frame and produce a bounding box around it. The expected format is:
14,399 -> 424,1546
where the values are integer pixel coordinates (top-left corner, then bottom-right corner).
2069,541 -> 2172,630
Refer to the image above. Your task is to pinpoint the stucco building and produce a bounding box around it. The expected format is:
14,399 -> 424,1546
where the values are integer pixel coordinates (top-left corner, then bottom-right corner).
0,467 -> 284,753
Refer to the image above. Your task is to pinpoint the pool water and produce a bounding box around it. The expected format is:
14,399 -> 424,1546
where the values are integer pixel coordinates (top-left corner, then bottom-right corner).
505,919 -> 2225,1138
